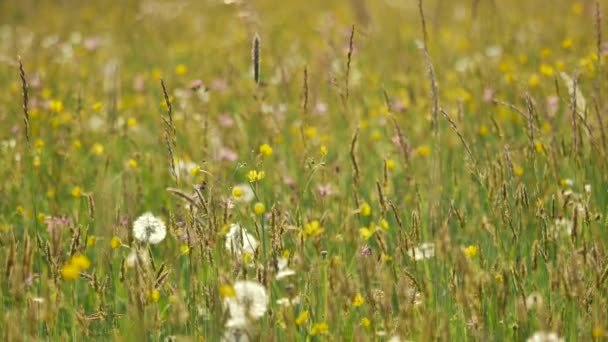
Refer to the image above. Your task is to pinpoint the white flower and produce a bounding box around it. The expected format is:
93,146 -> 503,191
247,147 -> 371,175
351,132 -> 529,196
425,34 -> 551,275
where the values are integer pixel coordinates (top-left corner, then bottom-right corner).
133,212 -> 167,244
525,292 -> 543,310
407,242 -> 435,260
224,281 -> 268,329
276,296 -> 301,307
222,329 -> 250,342
276,257 -> 296,280
527,331 -> 564,342
125,249 -> 149,267
548,218 -> 573,239
233,184 -> 255,203
584,184 -> 591,193
225,224 -> 258,257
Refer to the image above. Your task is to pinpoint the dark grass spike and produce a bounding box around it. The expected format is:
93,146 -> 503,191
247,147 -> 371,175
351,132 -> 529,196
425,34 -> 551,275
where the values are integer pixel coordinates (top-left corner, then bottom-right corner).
252,33 -> 261,85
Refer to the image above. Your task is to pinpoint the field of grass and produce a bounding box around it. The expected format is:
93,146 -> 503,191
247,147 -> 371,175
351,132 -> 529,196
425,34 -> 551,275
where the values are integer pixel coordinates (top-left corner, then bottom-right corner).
1,0 -> 608,340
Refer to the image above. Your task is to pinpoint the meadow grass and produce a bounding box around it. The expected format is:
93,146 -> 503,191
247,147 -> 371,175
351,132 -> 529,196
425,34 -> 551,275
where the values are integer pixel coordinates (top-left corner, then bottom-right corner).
1,0 -> 608,340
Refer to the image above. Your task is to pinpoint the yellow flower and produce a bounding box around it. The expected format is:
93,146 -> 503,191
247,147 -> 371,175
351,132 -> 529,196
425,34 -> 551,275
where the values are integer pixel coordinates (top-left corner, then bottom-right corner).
175,64 -> 187,75
92,102 -> 102,111
92,143 -> 104,155
561,38 -> 573,49
514,166 -> 524,176
303,220 -> 324,238
46,189 -> 56,199
49,100 -> 64,112
464,245 -> 478,258
110,236 -> 121,249
371,130 -> 382,141
33,155 -> 41,168
70,254 -> 91,270
87,236 -> 96,247
128,159 -> 138,169
61,264 -> 80,280
540,64 -> 554,77
219,284 -> 236,298
127,117 -> 137,127
71,186 -> 82,198
232,186 -> 243,199
353,293 -> 365,307
304,127 -> 317,139
16,205 -> 25,216
494,273 -> 503,284
571,2 -> 583,15
37,213 -> 45,223
310,322 -> 329,336
180,244 -> 190,255
320,145 -> 328,156
147,289 -> 161,302
73,140 -> 82,149
359,203 -> 371,217
479,125 -> 488,136
253,202 -> 266,215
386,159 -> 396,170
379,219 -> 389,231
35,139 -> 45,149
359,227 -> 374,240
415,145 -> 431,157
592,325 -> 605,339
259,144 -> 273,157
535,142 -> 544,153
528,74 -> 540,87
247,170 -> 265,182
295,310 -> 308,326
361,317 -> 371,328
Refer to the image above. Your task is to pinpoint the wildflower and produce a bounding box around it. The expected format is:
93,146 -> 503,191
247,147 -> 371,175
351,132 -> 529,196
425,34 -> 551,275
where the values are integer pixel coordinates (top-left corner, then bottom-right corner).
464,245 -> 479,258
514,166 -> 524,176
311,322 -> 329,336
304,127 -> 317,139
224,281 -> 268,328
92,102 -> 102,111
132,213 -> 167,244
407,242 -> 435,261
540,64 -> 554,77
92,143 -> 104,155
592,326 -> 605,339
253,202 -> 266,215
317,183 -> 333,197
295,310 -> 308,326
320,145 -> 328,156
219,284 -> 236,298
584,184 -> 591,193
414,145 -> 431,157
147,289 -> 161,302
359,203 -> 371,216
571,2 -> 583,15
302,220 -> 324,238
259,144 -> 273,157
128,159 -> 138,169
125,249 -> 149,267
232,184 -> 254,202
35,139 -> 45,149
61,264 -> 80,280
361,317 -> 371,327
526,331 -> 564,342
70,254 -> 91,270
225,223 -> 258,257
479,125 -> 489,136
525,292 -> 543,310
494,274 -> 503,284
359,227 -> 374,240
49,100 -> 64,112
127,117 -> 137,127
175,64 -> 187,75
386,159 -> 396,170
276,296 -> 301,307
548,218 -> 573,238
276,257 -> 296,280
71,186 -> 82,198
180,244 -> 190,255
87,236 -> 96,247
73,140 -> 82,149
353,293 -> 365,307
110,236 -> 122,249
247,170 -> 265,182
528,74 -> 540,87
561,39 -> 573,49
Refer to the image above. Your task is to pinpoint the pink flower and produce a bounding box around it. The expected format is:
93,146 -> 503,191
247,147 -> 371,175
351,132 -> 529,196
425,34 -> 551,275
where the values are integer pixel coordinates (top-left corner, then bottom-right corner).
317,183 -> 332,197
218,147 -> 238,162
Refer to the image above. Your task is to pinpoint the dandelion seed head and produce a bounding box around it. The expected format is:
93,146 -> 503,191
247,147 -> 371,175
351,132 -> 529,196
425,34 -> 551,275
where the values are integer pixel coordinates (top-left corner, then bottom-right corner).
133,212 -> 167,244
